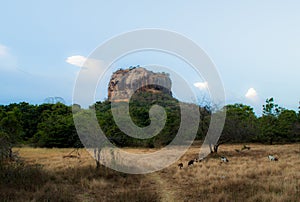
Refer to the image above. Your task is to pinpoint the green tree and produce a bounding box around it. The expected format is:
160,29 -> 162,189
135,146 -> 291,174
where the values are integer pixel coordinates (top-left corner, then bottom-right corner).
0,109 -> 22,144
212,104 -> 257,152
277,109 -> 298,142
197,106 -> 211,140
32,103 -> 80,148
263,97 -> 282,116
8,102 -> 40,142
94,92 -> 183,148
0,109 -> 22,159
258,97 -> 282,144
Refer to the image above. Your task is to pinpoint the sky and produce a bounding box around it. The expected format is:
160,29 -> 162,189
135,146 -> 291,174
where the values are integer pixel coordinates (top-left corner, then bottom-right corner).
1,0 -> 300,115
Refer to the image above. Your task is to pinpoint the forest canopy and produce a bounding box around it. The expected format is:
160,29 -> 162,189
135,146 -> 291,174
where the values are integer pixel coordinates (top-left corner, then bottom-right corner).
0,94 -> 299,150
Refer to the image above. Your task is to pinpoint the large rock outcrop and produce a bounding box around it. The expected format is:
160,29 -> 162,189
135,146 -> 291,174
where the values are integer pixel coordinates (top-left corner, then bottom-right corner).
108,67 -> 172,102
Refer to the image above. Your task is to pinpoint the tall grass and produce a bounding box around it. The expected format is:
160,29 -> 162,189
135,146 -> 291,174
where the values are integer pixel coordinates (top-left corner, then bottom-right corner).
0,144 -> 298,201
0,161 -> 158,201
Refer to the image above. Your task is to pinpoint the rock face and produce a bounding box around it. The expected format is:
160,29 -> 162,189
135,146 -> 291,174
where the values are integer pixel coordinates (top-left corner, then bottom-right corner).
108,67 -> 172,102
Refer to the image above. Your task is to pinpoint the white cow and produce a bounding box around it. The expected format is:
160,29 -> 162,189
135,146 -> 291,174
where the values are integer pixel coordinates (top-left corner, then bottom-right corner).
220,156 -> 229,162
268,155 -> 278,161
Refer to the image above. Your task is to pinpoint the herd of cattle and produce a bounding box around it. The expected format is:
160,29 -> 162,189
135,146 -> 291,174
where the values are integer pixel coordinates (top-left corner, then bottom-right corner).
177,145 -> 279,169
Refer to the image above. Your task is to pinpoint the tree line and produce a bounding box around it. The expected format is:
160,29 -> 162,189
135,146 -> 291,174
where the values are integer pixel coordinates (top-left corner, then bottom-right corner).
0,93 -> 299,156
212,98 -> 300,152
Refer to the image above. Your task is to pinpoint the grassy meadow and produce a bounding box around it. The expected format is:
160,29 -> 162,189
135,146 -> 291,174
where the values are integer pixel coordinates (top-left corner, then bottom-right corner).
0,143 -> 299,202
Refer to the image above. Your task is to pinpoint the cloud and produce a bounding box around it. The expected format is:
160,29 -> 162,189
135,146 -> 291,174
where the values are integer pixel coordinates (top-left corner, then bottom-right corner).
245,88 -> 258,99
66,55 -> 87,67
194,81 -> 208,90
67,55 -> 108,106
0,44 -> 9,57
66,55 -> 106,70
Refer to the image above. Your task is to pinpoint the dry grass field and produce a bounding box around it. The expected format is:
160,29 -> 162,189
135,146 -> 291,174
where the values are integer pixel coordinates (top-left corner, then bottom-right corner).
1,143 -> 299,202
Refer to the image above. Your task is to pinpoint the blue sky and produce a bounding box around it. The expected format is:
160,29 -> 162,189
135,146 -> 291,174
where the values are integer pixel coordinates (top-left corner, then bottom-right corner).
1,1 -> 299,115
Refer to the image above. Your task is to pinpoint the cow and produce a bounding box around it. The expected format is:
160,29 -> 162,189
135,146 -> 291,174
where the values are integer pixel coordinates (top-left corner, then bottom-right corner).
188,159 -> 195,166
268,155 -> 278,161
220,156 -> 229,162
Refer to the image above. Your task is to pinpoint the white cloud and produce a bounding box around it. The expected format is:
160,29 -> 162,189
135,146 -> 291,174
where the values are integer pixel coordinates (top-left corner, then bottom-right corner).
0,44 -> 9,57
67,55 -> 108,106
66,55 -> 87,67
245,88 -> 258,99
194,81 -> 208,90
66,55 -> 105,71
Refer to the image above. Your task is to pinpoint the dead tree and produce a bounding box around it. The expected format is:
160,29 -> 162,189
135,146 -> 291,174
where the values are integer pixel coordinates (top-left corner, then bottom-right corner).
94,148 -> 101,169
63,148 -> 81,159
241,145 -> 251,150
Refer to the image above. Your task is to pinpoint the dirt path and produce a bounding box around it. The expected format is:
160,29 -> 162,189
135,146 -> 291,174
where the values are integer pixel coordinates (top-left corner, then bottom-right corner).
147,172 -> 178,202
